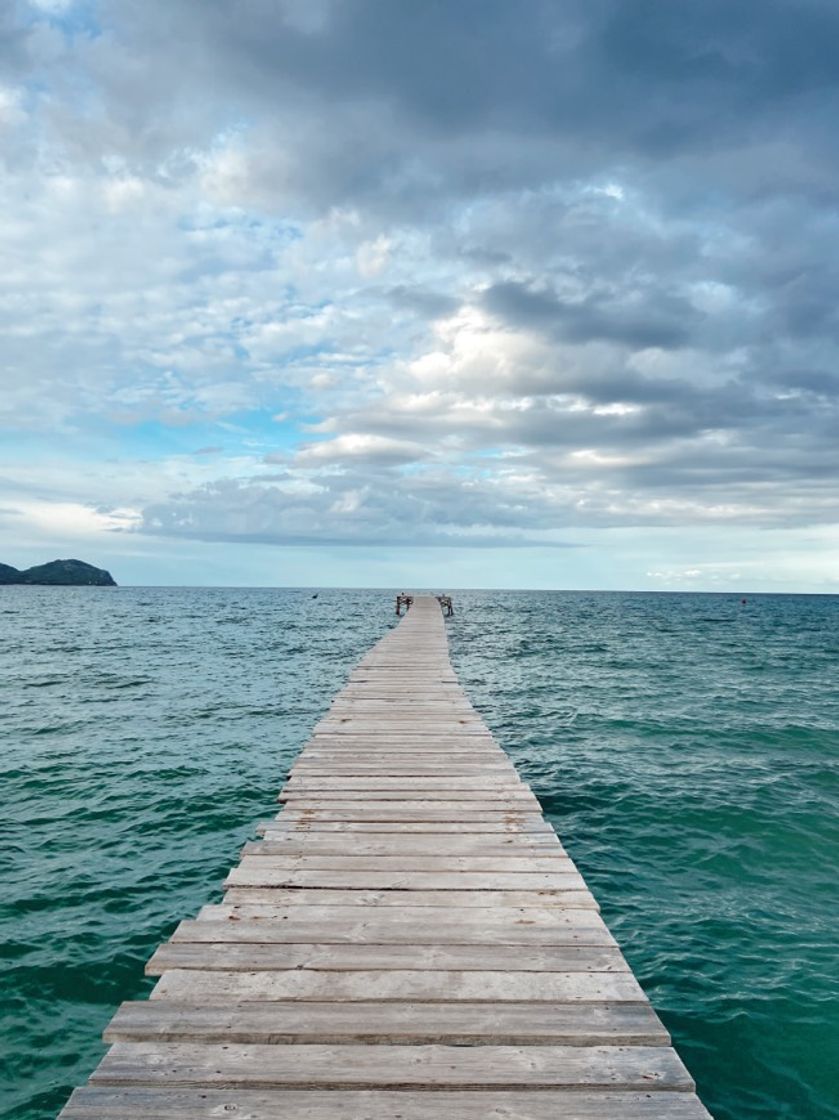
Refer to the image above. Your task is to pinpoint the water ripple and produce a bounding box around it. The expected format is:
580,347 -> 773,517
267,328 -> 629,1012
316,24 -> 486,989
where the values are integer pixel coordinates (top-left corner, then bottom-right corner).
2,587 -> 837,1119
449,590 -> 839,1120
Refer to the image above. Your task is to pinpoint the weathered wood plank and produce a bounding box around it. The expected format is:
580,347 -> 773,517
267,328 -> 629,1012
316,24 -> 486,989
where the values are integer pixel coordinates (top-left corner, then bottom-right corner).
258,820 -> 556,834
312,726 -> 490,734
312,733 -> 491,740
326,716 -> 479,724
253,834 -> 565,854
294,758 -> 507,767
296,750 -> 507,759
306,732 -> 499,739
150,969 -> 646,1003
328,704 -> 476,713
104,999 -> 669,1046
90,1041 -> 694,1091
62,1087 -> 712,1119
273,808 -> 550,821
278,790 -> 541,803
339,689 -> 466,697
287,766 -> 519,776
284,776 -> 524,789
147,943 -> 627,975
196,904 -> 609,931
301,749 -> 503,757
221,888 -> 600,908
238,851 -> 576,872
225,865 -> 588,891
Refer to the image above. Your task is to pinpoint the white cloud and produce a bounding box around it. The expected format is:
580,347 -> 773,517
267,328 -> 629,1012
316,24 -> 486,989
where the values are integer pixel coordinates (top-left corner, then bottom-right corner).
296,433 -> 430,465
0,86 -> 26,127
0,500 -> 140,543
356,235 -> 392,278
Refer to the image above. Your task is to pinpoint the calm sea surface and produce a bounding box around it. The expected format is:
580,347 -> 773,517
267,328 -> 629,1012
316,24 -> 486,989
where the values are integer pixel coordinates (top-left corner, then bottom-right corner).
1,587 -> 837,1119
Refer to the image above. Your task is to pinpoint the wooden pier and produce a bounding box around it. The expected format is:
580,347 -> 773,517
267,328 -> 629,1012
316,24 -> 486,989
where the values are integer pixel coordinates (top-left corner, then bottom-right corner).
60,595 -> 712,1119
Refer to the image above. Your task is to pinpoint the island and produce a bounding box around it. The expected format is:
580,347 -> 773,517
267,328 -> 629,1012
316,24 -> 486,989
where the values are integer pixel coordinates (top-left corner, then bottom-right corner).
0,559 -> 117,586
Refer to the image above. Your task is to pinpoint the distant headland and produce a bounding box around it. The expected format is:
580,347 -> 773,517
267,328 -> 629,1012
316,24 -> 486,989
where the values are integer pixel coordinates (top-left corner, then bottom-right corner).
0,559 -> 117,586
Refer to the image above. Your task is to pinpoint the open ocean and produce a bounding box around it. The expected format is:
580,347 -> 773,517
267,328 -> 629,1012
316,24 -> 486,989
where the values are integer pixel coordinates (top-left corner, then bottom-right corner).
2,587 -> 837,1119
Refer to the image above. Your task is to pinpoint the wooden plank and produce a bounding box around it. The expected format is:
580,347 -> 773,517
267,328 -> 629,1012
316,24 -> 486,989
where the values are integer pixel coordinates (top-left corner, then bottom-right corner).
258,820 -> 556,834
326,715 -> 479,723
287,766 -> 519,775
306,731 -> 498,736
90,1041 -> 694,1091
274,808 -> 549,821
221,888 -> 600,908
150,969 -> 647,1003
104,999 -> 671,1046
301,748 -> 504,756
339,689 -> 466,696
285,774 -> 521,782
274,801 -> 539,810
328,704 -> 476,712
318,700 -> 476,706
298,752 -> 505,760
291,752 -> 514,762
307,729 -> 497,737
254,841 -> 566,857
294,756 -> 507,765
285,772 -> 522,781
196,904 -> 610,932
311,733 -> 494,741
146,943 -> 627,975
278,791 -> 540,803
327,713 -> 478,721
300,745 -> 505,754
283,776 -> 524,789
347,679 -> 460,685
296,741 -> 498,753
259,822 -> 557,839
312,727 -> 489,735
62,1088 -> 712,1119
253,834 -> 565,854
225,866 -> 588,891
238,851 -> 577,872
303,733 -> 502,741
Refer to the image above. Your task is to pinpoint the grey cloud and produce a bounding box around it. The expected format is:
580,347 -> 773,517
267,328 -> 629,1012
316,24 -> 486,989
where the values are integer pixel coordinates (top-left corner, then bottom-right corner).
137,425 -> 839,547
81,0 -> 839,206
386,286 -> 459,320
0,6 -> 32,76
765,368 -> 839,396
138,473 -> 577,548
482,281 -> 698,351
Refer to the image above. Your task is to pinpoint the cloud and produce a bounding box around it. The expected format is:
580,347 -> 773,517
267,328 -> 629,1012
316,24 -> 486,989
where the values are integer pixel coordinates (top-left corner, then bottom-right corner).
481,280 -> 698,351
138,471 -> 578,549
294,433 -> 431,466
386,285 -> 459,320
2,0 -> 839,581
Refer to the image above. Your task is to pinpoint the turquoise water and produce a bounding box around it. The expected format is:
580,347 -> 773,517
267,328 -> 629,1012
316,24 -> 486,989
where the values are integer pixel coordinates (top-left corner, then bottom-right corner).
2,588 -> 837,1119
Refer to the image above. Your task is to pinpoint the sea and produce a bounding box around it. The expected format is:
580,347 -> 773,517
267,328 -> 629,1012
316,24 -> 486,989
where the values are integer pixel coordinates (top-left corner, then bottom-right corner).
1,587 -> 837,1119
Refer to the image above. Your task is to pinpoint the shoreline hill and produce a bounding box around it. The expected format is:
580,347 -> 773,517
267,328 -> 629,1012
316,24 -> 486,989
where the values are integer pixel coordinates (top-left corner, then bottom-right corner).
0,559 -> 117,586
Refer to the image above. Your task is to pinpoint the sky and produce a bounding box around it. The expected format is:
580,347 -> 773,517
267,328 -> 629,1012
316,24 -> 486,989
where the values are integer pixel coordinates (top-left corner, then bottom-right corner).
2,0 -> 839,590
